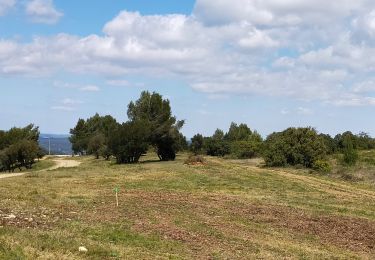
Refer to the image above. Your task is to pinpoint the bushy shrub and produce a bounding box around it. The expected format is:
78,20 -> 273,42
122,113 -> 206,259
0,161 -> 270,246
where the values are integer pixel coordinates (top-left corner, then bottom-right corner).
184,155 -> 205,165
205,138 -> 230,157
342,147 -> 358,166
312,160 -> 331,173
263,127 -> 327,168
230,141 -> 259,159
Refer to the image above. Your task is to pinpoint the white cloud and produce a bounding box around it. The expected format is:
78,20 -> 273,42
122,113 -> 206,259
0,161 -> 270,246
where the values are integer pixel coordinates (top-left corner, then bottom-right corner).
26,0 -> 63,24
0,0 -> 15,16
106,79 -> 130,87
50,97 -> 83,111
238,28 -> 278,49
328,94 -> 375,107
50,106 -> 75,111
61,98 -> 83,105
353,80 -> 375,93
2,1 -> 375,107
193,0 -> 366,26
80,85 -> 100,92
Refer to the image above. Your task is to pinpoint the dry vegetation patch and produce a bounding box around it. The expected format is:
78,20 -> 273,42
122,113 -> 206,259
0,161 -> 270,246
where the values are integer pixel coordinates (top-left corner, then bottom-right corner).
79,189 -> 375,257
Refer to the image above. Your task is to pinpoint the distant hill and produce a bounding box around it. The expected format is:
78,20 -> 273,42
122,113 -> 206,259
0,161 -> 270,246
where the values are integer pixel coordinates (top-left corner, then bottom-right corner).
39,134 -> 72,155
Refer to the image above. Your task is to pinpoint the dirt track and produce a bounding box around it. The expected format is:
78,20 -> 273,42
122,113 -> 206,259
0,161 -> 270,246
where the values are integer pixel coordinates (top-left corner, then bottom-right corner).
0,158 -> 81,179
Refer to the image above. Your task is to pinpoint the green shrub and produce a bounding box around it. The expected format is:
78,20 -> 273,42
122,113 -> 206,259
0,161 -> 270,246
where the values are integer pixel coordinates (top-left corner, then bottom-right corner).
342,137 -> 358,166
230,141 -> 259,159
263,127 -> 327,168
312,160 -> 331,173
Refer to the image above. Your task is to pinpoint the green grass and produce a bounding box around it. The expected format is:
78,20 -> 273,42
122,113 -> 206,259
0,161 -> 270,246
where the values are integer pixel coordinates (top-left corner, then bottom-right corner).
0,154 -> 374,259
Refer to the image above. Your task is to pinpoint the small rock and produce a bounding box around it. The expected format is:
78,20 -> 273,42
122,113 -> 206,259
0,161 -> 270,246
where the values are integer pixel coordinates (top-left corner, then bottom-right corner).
4,214 -> 16,219
79,246 -> 88,253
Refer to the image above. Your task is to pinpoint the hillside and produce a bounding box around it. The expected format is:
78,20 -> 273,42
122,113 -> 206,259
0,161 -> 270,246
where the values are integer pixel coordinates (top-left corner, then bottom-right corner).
0,154 -> 374,259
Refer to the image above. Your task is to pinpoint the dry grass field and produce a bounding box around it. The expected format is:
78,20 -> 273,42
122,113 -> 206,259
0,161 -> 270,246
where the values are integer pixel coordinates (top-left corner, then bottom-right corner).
0,153 -> 374,259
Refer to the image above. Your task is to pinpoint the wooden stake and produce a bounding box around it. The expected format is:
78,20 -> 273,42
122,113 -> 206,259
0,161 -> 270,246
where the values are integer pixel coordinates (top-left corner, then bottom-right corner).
114,187 -> 119,207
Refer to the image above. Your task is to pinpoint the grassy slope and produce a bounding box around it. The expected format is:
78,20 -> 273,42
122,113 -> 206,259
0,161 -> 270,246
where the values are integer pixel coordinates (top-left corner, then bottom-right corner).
0,155 -> 374,259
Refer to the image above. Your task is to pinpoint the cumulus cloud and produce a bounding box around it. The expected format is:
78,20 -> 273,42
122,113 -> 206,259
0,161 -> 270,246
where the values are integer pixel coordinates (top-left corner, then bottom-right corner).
0,0 -> 15,16
26,0 -> 63,24
2,0 -> 375,107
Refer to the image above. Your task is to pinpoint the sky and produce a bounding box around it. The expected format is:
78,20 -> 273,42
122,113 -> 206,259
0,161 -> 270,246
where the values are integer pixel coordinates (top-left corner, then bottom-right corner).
1,0 -> 375,138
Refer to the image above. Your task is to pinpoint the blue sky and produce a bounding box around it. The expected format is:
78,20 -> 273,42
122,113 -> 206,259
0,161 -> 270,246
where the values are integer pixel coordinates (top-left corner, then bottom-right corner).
1,0 -> 375,138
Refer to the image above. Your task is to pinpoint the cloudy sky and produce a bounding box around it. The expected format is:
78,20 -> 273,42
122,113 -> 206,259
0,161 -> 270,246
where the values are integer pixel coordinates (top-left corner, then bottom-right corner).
1,0 -> 375,137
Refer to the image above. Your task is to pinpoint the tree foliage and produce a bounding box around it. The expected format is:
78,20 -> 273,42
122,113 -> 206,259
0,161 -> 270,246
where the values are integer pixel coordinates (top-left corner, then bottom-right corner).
0,124 -> 40,172
342,134 -> 358,166
127,91 -> 185,161
263,127 -> 327,168
70,91 -> 186,164
190,134 -> 204,155
70,114 -> 118,156
108,120 -> 151,164
191,123 -> 263,159
205,129 -> 230,157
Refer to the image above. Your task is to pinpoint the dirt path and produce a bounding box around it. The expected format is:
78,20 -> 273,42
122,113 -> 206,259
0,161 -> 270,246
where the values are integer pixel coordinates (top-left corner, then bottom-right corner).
0,158 -> 81,179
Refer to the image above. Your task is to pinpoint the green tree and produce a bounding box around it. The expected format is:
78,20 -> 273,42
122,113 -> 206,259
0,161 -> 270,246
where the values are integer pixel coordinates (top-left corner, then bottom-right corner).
205,129 -> 230,157
356,132 -> 375,150
70,114 -> 118,156
70,119 -> 88,155
108,120 -> 151,164
319,134 -> 337,154
87,133 -> 106,159
342,135 -> 358,166
0,125 -> 41,172
127,91 -> 184,161
225,123 -> 252,141
190,134 -> 204,155
225,123 -> 263,159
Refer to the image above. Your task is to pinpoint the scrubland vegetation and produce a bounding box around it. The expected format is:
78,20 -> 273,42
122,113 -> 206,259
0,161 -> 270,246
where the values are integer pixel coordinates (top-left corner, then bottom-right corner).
0,153 -> 374,259
1,91 -> 375,259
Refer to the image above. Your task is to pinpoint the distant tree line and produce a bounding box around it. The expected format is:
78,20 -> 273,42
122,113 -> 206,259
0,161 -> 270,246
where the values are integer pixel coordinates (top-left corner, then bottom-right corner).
190,122 -> 263,159
70,91 -> 187,164
190,126 -> 375,169
70,90 -> 375,169
0,124 -> 43,172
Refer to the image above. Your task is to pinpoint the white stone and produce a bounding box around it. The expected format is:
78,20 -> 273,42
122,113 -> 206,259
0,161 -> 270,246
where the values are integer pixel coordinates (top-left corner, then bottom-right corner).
4,214 -> 16,219
79,246 -> 88,253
